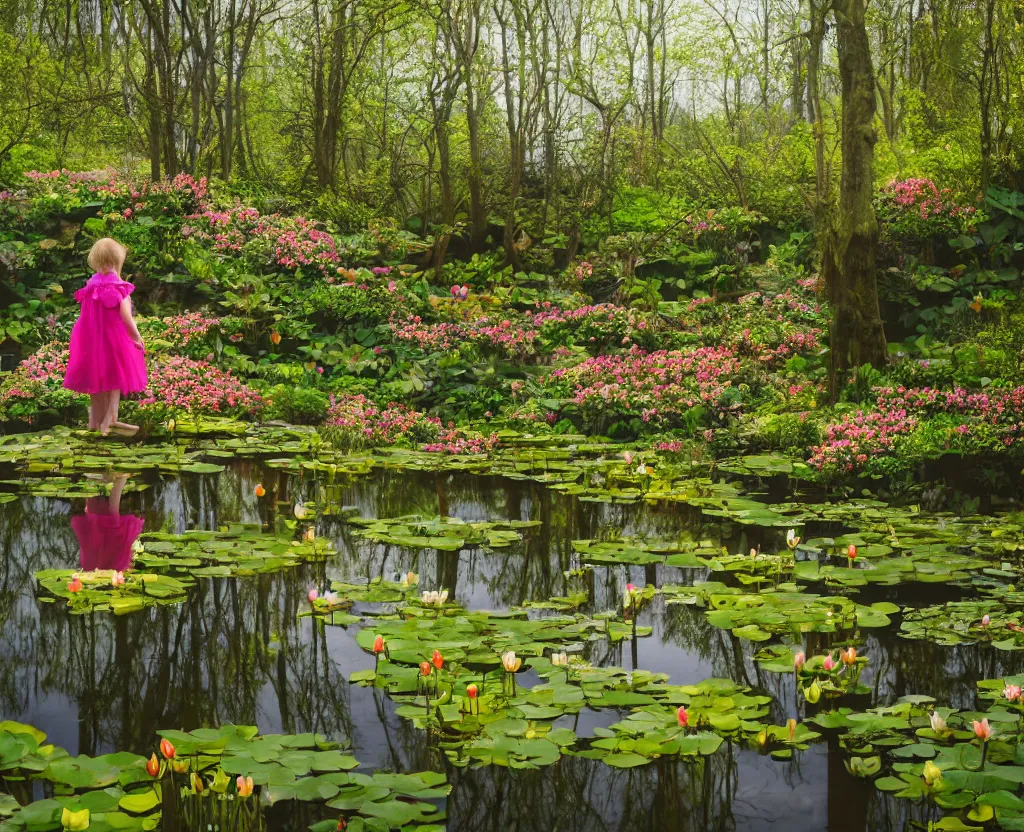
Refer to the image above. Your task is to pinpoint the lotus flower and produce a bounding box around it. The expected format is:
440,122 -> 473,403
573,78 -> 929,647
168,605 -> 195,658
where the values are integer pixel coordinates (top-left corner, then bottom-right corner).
929,711 -> 948,733
973,718 -> 992,741
551,651 -> 568,667
822,654 -> 836,672
236,775 -> 254,797
466,684 -> 478,699
60,807 -> 90,831
67,574 -> 83,593
308,588 -> 319,603
110,571 -> 125,587
210,769 -> 230,794
146,753 -> 160,777
840,646 -> 857,666
160,738 -> 175,760
982,614 -> 991,628
419,661 -> 431,677
786,529 -> 800,549
922,760 -> 942,786
1004,684 -> 1022,702
254,484 -> 266,498
787,718 -> 797,741
432,649 -> 444,670
676,706 -> 689,728
847,544 -> 857,559
372,636 -> 385,655
793,651 -> 806,671
502,651 -> 522,673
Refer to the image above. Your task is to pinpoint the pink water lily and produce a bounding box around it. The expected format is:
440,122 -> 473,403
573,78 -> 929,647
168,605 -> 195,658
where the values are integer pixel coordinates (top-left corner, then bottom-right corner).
822,654 -> 836,672
1004,684 -> 1022,702
973,719 -> 992,741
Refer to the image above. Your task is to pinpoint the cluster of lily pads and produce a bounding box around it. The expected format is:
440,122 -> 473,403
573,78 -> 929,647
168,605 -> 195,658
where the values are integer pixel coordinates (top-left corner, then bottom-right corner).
0,721 -> 448,831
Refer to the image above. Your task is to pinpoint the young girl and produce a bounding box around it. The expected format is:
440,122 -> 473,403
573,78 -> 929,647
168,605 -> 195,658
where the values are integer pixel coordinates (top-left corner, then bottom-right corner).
63,238 -> 147,435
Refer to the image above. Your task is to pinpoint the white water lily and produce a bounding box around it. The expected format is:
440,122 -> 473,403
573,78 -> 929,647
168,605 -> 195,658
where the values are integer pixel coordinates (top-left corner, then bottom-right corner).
636,463 -> 647,475
400,571 -> 418,587
786,529 -> 800,549
293,501 -> 308,520
438,589 -> 449,604
422,590 -> 437,604
929,711 -> 948,733
551,651 -> 568,667
501,651 -> 522,673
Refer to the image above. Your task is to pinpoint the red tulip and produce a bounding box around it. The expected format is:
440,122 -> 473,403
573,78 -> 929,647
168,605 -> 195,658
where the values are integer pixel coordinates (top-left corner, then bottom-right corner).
420,661 -> 431,677
677,706 -> 689,728
466,684 -> 478,699
146,753 -> 160,777
372,636 -> 385,654
431,649 -> 443,670
160,738 -> 175,760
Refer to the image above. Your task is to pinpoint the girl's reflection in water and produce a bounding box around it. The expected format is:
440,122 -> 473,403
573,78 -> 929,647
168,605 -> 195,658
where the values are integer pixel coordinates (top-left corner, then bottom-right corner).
71,473 -> 144,571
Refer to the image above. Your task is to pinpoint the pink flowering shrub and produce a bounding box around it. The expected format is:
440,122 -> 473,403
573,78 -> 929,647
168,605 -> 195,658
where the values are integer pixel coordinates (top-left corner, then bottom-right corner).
876,178 -> 979,241
137,357 -> 263,415
21,168 -> 208,218
389,314 -> 538,358
181,205 -> 342,275
140,311 -> 220,352
421,428 -> 499,455
808,409 -> 917,474
322,394 -> 441,449
0,343 -> 81,424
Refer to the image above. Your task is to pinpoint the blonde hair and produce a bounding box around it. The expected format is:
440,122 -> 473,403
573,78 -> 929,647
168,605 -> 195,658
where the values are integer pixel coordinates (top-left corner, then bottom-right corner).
87,237 -> 127,274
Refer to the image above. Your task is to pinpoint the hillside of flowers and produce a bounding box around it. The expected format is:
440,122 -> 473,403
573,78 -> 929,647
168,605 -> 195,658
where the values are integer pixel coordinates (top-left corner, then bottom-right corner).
1,166 -> 1023,493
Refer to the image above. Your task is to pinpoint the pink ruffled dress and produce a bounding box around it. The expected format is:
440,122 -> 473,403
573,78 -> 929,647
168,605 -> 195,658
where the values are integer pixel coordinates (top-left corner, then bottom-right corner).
72,498 -> 144,572
63,271 -> 148,395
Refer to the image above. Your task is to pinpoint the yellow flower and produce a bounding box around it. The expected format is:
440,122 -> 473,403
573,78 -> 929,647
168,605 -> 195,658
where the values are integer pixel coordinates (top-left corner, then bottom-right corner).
804,681 -> 821,704
61,807 -> 90,831
923,760 -> 942,786
210,769 -> 231,794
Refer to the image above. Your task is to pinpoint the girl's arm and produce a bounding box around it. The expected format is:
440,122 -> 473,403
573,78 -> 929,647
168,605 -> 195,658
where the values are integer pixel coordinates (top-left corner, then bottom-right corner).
119,297 -> 144,348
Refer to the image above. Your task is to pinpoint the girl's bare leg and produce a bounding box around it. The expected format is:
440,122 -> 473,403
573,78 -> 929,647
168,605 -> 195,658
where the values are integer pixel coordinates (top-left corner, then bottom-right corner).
89,392 -> 108,431
99,389 -> 120,435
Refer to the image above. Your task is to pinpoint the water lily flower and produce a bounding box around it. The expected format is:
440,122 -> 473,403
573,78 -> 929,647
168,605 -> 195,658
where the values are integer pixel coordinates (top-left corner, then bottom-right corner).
236,775 -> 254,798
677,706 -> 689,728
171,758 -> 189,774
254,484 -> 266,498
167,418 -> 175,432
438,589 -> 449,604
804,680 -> 822,704
1004,684 -> 1022,702
822,654 -> 836,672
373,636 -> 385,654
322,590 -> 339,605
502,651 -> 522,673
146,753 -> 160,777
929,711 -> 948,733
270,331 -> 281,346
973,718 -> 992,741
551,651 -> 568,667
160,738 -> 175,760
60,807 -> 90,831
190,772 -> 204,793
400,571 -> 418,587
419,661 -> 432,677
982,614 -> 991,628
636,463 -> 648,475
787,718 -> 797,741
111,571 -> 125,587
847,544 -> 857,559
422,590 -> 436,604
293,501 -> 307,520
793,651 -> 806,672
67,573 -> 83,593
467,683 -> 478,699
210,769 -> 230,794
304,528 -> 316,542
840,647 -> 857,666
432,649 -> 444,670
786,529 -> 800,549
923,760 -> 942,786
308,588 -> 319,603
623,451 -> 634,465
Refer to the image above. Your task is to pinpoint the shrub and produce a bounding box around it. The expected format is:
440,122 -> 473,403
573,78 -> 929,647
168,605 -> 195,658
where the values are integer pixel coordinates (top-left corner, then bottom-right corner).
266,385 -> 329,425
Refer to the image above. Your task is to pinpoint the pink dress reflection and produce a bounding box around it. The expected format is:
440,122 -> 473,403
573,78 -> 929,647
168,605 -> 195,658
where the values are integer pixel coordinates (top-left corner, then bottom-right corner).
71,476 -> 144,571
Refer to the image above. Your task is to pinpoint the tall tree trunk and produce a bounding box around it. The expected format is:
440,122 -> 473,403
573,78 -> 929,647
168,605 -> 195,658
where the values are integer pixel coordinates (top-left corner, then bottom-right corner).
824,0 -> 887,393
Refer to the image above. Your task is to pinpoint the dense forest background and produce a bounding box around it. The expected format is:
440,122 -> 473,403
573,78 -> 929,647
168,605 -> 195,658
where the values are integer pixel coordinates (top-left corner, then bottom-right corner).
2,0 -> 1019,252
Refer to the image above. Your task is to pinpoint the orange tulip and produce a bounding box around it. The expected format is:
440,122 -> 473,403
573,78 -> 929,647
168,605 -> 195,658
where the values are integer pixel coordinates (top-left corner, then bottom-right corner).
146,754 -> 160,777
160,738 -> 175,760
254,484 -> 266,498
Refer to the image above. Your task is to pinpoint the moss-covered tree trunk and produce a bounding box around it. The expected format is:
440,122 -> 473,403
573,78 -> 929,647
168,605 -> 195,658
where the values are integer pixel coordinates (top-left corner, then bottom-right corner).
824,0 -> 887,395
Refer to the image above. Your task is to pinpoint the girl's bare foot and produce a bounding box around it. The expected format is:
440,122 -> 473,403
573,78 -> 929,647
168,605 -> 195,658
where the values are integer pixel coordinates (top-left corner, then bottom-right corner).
111,421 -> 139,435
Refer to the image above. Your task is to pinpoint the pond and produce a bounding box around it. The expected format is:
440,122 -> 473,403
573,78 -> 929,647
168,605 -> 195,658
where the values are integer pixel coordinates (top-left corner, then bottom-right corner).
2,436 -> 1024,831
